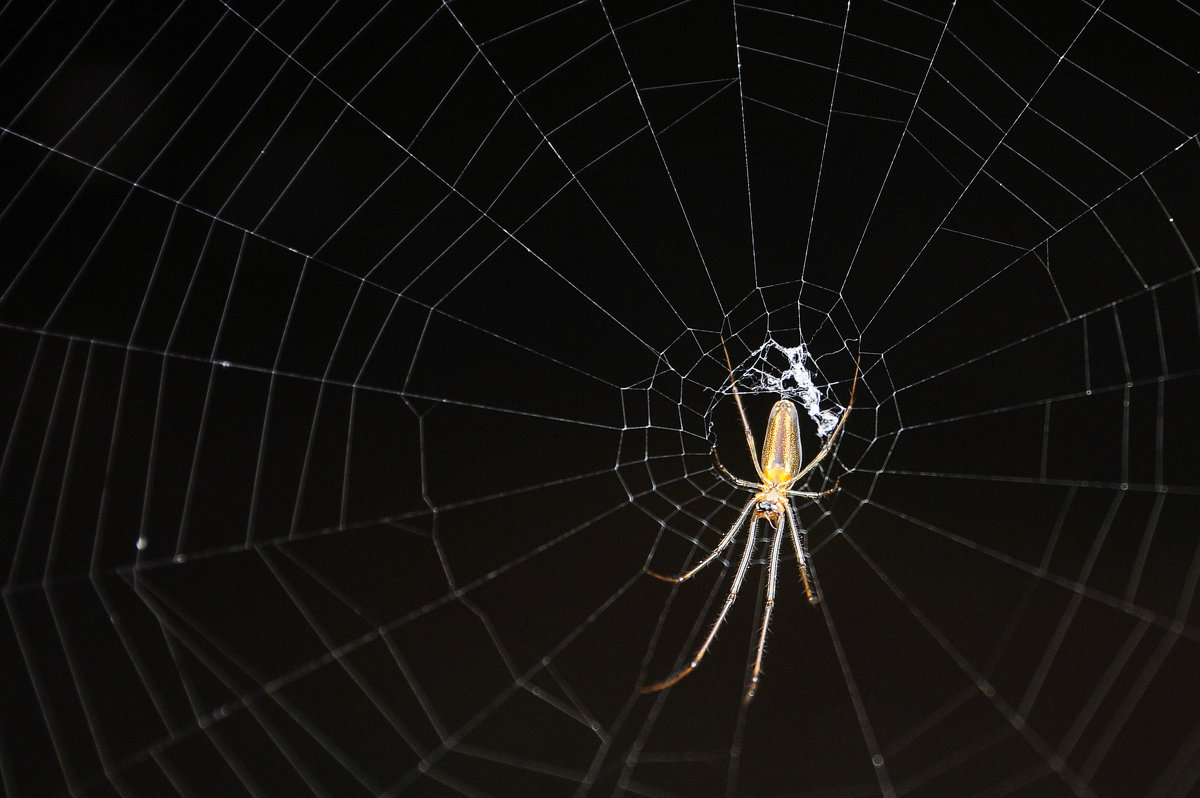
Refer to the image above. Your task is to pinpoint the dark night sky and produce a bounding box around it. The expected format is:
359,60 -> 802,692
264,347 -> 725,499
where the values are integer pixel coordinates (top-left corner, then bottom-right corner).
2,2 -> 1199,797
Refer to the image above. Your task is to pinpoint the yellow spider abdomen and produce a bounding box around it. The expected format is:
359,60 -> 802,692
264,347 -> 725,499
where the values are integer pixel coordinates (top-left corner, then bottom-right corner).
761,399 -> 802,486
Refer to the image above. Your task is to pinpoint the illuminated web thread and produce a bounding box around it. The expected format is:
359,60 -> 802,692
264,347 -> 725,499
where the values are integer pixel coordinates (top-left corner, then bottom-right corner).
740,341 -> 843,437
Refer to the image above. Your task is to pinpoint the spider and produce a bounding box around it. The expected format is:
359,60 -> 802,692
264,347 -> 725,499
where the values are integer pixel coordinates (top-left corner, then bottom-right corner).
643,339 -> 858,701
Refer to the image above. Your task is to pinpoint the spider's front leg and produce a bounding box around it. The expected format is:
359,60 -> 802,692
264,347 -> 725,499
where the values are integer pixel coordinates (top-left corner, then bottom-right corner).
646,497 -> 757,583
642,514 -> 762,694
785,501 -> 819,604
746,513 -> 786,701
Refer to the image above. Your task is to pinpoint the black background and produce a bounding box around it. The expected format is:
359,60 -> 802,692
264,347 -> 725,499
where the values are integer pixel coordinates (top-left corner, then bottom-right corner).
2,1 -> 1199,796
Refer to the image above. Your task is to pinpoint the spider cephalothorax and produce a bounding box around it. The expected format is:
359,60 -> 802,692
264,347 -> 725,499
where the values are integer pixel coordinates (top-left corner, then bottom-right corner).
755,494 -> 785,519
643,339 -> 859,701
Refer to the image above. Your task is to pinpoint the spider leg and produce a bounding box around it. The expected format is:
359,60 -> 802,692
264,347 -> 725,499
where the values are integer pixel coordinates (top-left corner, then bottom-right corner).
711,443 -> 762,490
642,514 -> 761,693
782,355 -> 861,489
783,480 -> 839,500
746,513 -> 785,702
721,336 -> 768,483
646,497 -> 757,583
785,500 -> 819,604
